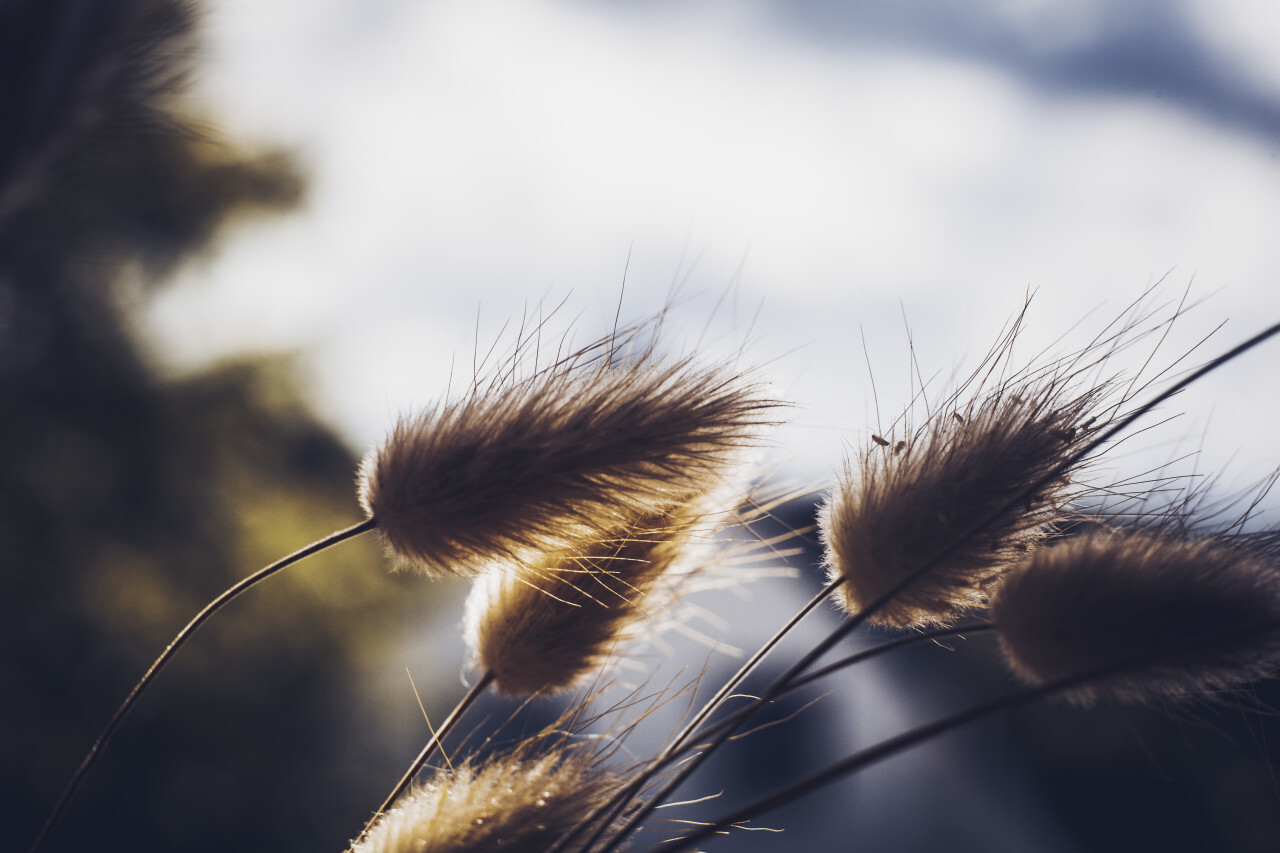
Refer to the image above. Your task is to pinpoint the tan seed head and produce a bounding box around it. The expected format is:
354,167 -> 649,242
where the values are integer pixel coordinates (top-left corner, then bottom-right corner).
992,529 -> 1280,705
464,501 -> 727,697
358,328 -> 778,576
350,739 -> 626,853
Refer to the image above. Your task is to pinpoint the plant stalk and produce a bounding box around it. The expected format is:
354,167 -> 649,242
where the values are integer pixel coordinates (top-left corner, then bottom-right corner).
28,517 -> 377,853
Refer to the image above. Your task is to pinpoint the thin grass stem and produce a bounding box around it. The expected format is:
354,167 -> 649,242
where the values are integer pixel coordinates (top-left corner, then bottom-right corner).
656,623 -> 995,762
28,517 -> 377,853
369,669 -> 497,824
552,578 -> 844,853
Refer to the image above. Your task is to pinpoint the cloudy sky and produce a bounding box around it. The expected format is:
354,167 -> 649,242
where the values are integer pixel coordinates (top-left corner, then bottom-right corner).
146,0 -> 1280,495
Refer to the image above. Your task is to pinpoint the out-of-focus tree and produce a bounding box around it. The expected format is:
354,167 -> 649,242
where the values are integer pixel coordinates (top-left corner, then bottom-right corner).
1,3 -> 431,850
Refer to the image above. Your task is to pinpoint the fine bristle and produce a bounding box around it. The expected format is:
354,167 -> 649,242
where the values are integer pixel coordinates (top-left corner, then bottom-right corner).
814,288 -> 1213,629
992,529 -> 1280,706
464,502 -> 725,697
358,331 -> 778,576
350,740 -> 625,853
819,378 -> 1099,628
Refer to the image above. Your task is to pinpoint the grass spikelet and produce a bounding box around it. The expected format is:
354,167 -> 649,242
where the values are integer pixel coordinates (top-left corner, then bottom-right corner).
358,323 -> 778,576
464,502 -> 725,697
350,737 -> 627,853
819,368 -> 1102,628
814,290 -> 1202,629
992,529 -> 1280,706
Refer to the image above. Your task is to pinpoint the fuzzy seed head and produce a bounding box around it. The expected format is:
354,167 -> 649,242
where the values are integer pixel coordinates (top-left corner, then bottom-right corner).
350,744 -> 623,853
992,530 -> 1280,705
358,342 -> 775,576
464,503 -> 719,697
819,382 -> 1098,628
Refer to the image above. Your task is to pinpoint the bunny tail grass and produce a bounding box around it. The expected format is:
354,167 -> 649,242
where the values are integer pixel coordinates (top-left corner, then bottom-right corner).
817,288 -> 1228,629
351,720 -> 632,853
818,379 -> 1095,628
466,502 -> 729,698
357,321 -> 779,577
993,529 -> 1280,705
26,517 -> 375,853
815,293 -> 1144,629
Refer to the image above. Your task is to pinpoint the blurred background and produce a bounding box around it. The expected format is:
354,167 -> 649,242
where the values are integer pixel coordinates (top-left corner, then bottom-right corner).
4,1 -> 1280,851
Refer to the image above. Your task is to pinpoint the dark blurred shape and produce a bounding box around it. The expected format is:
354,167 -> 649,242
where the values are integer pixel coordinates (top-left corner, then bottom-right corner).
0,3 -> 423,852
0,0 -> 303,271
1,0 -> 194,225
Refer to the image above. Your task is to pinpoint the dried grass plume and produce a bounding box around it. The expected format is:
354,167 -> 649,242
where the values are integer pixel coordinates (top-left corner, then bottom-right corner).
359,322 -> 778,576
992,529 -> 1280,705
819,355 -> 1103,628
349,737 -> 627,853
814,291 -> 1203,628
464,502 -> 725,697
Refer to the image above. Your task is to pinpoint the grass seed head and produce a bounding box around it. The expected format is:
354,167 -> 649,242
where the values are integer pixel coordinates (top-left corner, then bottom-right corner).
992,529 -> 1280,705
349,739 -> 625,853
819,380 -> 1098,628
464,501 -> 729,697
358,325 -> 779,576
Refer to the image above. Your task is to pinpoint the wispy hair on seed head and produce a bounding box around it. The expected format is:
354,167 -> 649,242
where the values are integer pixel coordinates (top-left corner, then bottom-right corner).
465,503 -> 723,698
358,308 -> 782,576
349,702 -> 643,853
819,288 -> 1208,628
465,483 -> 803,698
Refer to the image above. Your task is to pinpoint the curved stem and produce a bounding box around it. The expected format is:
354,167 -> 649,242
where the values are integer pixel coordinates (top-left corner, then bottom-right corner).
673,578 -> 846,756
787,623 -> 995,695
372,669 -> 496,818
28,517 -> 377,853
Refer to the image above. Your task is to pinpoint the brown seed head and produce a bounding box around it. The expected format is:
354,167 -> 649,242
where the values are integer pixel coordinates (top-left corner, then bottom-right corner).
349,739 -> 625,853
358,330 -> 778,576
819,379 -> 1099,628
992,529 -> 1280,705
464,501 -> 728,697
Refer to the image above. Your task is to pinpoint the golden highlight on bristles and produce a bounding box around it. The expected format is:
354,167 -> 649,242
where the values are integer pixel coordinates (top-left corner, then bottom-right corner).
464,503 -> 721,697
819,379 -> 1100,628
349,739 -> 625,853
357,325 -> 778,577
992,529 -> 1280,706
